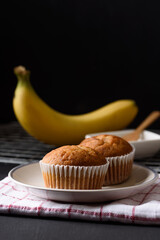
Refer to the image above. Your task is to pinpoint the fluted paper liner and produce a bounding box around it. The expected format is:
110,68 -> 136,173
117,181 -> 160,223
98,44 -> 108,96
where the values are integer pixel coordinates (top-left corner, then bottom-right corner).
104,145 -> 135,185
40,161 -> 109,189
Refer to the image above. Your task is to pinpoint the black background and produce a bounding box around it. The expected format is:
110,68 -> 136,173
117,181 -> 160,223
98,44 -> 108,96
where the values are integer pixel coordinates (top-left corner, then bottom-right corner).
1,0 -> 160,128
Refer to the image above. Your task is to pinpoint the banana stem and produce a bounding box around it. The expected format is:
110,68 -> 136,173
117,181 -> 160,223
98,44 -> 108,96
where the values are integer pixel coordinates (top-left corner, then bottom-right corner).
14,66 -> 31,87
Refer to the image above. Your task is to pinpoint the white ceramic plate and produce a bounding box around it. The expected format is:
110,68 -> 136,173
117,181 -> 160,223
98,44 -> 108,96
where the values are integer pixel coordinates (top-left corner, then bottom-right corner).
85,130 -> 160,159
8,162 -> 158,203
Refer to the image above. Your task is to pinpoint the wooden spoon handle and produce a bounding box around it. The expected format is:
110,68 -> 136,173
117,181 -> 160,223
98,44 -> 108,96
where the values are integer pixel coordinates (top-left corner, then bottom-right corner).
136,111 -> 160,133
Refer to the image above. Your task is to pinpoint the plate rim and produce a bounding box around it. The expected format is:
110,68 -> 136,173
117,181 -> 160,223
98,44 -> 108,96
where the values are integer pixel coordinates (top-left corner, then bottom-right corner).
8,162 -> 159,193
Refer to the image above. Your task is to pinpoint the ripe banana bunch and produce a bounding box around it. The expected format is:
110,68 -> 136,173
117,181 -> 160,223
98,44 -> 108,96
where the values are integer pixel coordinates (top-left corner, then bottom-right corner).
13,66 -> 138,146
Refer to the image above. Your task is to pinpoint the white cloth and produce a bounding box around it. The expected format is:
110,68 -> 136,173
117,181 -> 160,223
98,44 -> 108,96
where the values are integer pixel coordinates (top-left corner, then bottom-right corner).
0,176 -> 160,225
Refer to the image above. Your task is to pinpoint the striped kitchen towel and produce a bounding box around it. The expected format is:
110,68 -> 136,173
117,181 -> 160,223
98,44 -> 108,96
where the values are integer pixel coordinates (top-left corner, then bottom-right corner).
0,176 -> 160,225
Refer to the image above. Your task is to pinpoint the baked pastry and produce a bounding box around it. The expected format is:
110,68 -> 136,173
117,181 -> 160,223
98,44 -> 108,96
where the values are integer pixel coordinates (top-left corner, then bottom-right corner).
40,145 -> 109,189
79,135 -> 135,185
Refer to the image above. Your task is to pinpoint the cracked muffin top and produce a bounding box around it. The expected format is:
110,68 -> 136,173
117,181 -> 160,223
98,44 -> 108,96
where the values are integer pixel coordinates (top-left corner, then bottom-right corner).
79,134 -> 133,157
41,145 -> 107,166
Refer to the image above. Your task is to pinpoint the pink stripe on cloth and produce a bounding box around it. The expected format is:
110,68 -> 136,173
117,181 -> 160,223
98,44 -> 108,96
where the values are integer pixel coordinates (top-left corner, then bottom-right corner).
0,176 -> 160,224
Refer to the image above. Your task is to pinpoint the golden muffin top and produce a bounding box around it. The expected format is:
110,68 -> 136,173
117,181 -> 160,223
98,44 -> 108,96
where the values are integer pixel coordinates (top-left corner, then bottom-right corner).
41,145 -> 107,166
79,134 -> 133,157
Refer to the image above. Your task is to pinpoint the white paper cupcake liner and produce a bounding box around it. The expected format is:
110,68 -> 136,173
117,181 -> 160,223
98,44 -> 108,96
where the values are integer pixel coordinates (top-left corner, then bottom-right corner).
104,144 -> 135,185
40,160 -> 109,189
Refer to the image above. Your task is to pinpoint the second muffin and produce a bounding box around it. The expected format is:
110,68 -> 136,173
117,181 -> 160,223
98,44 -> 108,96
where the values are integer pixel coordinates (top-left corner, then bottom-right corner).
79,134 -> 135,185
40,145 -> 109,189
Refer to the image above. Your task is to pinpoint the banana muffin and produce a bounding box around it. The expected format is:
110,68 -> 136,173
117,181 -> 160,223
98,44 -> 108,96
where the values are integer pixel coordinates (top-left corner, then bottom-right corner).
40,145 -> 109,189
79,135 -> 135,185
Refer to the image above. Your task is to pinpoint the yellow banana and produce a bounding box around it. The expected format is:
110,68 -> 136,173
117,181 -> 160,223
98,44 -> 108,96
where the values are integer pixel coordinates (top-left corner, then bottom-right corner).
13,66 -> 138,146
